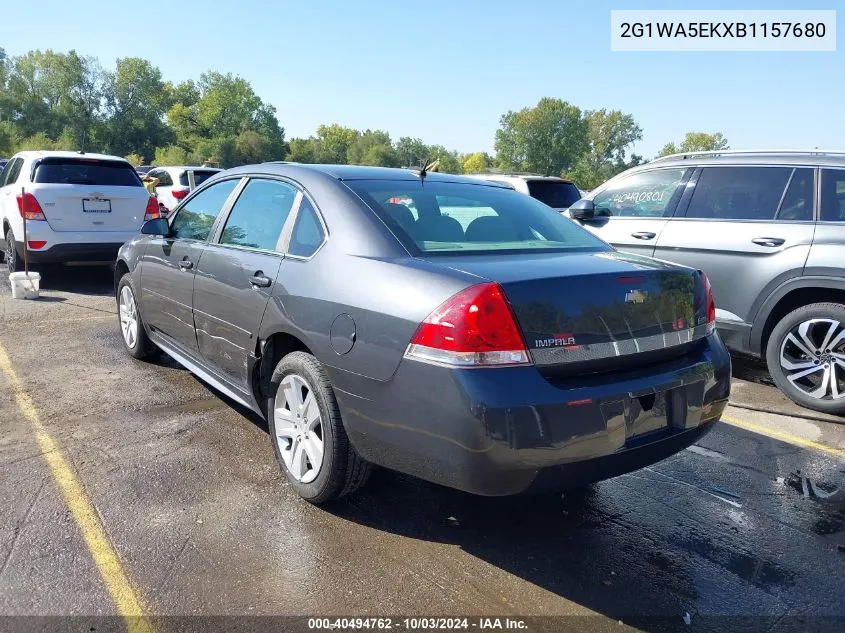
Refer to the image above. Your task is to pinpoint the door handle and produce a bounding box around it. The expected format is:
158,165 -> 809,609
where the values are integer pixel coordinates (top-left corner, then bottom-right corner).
631,231 -> 656,240
249,272 -> 272,288
178,258 -> 193,270
752,237 -> 785,247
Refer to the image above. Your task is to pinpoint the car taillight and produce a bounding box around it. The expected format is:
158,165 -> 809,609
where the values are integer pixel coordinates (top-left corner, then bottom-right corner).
27,241 -> 47,249
16,192 -> 46,221
172,188 -> 189,200
404,282 -> 531,367
701,272 -> 716,335
144,196 -> 160,221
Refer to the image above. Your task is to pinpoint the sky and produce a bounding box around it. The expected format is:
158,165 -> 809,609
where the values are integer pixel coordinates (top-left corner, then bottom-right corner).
2,0 -> 842,158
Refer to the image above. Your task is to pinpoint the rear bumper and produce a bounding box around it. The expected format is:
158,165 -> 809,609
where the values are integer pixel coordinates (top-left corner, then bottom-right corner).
14,240 -> 125,264
333,334 -> 731,496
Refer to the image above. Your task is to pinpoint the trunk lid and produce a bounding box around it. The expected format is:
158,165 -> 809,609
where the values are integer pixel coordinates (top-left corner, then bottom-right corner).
31,157 -> 150,232
434,250 -> 709,371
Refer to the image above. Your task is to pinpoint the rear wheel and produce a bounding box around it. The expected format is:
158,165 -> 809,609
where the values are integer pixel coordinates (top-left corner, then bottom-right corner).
267,351 -> 371,503
766,302 -> 845,416
117,275 -> 156,360
5,228 -> 22,272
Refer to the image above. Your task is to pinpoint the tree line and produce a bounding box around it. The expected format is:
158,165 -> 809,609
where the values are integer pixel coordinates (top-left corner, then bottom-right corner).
0,48 -> 728,189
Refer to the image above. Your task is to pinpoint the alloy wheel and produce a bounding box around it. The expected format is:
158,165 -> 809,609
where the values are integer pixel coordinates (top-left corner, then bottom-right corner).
779,318 -> 845,400
273,374 -> 324,483
118,285 -> 139,349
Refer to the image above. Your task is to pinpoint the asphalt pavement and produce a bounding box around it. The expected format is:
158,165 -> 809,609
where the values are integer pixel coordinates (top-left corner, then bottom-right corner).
1,265 -> 844,633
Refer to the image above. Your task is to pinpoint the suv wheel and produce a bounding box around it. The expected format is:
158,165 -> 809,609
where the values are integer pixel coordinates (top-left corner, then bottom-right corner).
267,351 -> 372,503
766,303 -> 845,416
5,228 -> 23,272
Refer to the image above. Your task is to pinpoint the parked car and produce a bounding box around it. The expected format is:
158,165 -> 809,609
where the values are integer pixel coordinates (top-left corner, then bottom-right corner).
115,163 -> 730,503
1,151 -> 160,271
145,166 -> 222,215
135,165 -> 155,176
0,159 -> 7,172
467,174 -> 582,210
566,149 -> 845,415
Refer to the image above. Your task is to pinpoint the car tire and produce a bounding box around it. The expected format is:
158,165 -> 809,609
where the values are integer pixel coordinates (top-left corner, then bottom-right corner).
267,351 -> 372,503
116,275 -> 156,360
766,302 -> 845,416
5,228 -> 22,272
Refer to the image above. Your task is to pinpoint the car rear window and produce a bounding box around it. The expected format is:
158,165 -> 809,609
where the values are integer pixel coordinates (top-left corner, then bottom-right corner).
33,158 -> 142,186
179,170 -> 220,187
346,179 -> 609,256
526,180 -> 582,209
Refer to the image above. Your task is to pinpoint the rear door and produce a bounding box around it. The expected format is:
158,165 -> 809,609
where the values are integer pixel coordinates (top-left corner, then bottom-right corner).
30,157 -> 150,232
576,167 -> 690,257
808,167 -> 845,276
193,177 -> 300,386
139,177 -> 243,353
653,165 -> 816,326
0,157 -> 25,227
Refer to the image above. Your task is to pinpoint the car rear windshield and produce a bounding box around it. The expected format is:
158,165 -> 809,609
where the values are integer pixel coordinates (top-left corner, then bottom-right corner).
526,180 -> 582,209
179,170 -> 220,187
346,179 -> 609,256
33,158 -> 142,186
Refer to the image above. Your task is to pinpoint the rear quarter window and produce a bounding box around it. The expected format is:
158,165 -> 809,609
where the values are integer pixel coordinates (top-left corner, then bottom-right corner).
179,170 -> 220,187
33,158 -> 142,186
526,180 -> 582,209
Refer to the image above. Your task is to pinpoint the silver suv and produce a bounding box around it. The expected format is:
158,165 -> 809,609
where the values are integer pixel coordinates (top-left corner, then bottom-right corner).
567,150 -> 845,415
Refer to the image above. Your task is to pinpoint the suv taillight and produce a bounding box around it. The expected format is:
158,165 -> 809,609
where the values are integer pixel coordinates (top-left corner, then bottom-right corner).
404,282 -> 531,367
172,188 -> 190,200
144,196 -> 160,221
16,192 -> 46,220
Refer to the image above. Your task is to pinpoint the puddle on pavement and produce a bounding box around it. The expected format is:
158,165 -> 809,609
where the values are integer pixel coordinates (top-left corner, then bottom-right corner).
782,470 -> 845,536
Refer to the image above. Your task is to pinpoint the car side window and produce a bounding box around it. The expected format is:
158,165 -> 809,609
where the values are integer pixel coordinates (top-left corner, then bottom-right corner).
776,168 -> 814,221
0,159 -> 15,187
820,169 -> 845,222
170,178 -> 240,241
3,158 -> 24,187
219,179 -> 298,251
685,167 -> 792,220
288,198 -> 325,257
592,169 -> 686,217
157,170 -> 173,187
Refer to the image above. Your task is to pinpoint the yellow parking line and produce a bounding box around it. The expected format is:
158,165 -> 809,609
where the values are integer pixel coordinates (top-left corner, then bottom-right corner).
0,342 -> 156,633
721,413 -> 845,459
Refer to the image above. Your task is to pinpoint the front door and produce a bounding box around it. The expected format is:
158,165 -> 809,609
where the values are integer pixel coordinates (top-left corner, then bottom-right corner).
139,177 -> 242,353
576,167 -> 690,258
653,165 -> 816,326
193,178 -> 300,386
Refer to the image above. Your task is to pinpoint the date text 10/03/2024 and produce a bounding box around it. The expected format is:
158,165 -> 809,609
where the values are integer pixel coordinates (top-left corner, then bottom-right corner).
307,618 -> 528,630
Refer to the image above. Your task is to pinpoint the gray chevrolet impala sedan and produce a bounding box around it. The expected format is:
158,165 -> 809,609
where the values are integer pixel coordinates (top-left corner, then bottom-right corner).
115,163 -> 731,503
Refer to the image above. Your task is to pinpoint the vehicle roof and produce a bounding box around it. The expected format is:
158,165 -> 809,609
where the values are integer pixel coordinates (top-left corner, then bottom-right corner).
648,150 -> 845,168
227,162 -> 512,186
157,165 -> 223,172
14,150 -> 130,162
468,173 -> 575,184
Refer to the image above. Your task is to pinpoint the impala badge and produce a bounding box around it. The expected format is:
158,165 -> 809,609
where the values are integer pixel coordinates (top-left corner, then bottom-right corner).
625,289 -> 648,304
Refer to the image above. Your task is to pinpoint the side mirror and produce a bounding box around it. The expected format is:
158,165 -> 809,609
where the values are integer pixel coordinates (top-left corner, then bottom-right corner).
568,198 -> 596,221
141,217 -> 170,236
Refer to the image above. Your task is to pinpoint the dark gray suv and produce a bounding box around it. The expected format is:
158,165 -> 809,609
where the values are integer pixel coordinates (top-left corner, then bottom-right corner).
568,150 -> 845,416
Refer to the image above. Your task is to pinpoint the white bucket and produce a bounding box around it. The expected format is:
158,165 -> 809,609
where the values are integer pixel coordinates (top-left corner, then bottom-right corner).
9,271 -> 41,300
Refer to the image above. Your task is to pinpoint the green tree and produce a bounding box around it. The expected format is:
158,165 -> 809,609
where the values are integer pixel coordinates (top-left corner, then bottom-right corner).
314,124 -> 358,164
658,132 -> 729,157
425,145 -> 462,174
494,98 -> 588,176
347,129 -> 399,166
102,57 -> 171,159
286,137 -> 319,163
461,151 -> 492,174
565,109 -> 643,189
395,137 -> 429,167
154,145 -> 195,166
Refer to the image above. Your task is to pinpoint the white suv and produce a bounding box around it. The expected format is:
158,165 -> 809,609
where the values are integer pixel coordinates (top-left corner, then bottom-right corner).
1,151 -> 159,271
146,166 -> 222,215
466,174 -> 583,210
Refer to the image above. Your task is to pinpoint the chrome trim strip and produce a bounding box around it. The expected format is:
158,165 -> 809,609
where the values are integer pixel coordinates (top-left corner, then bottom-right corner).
531,324 -> 710,366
